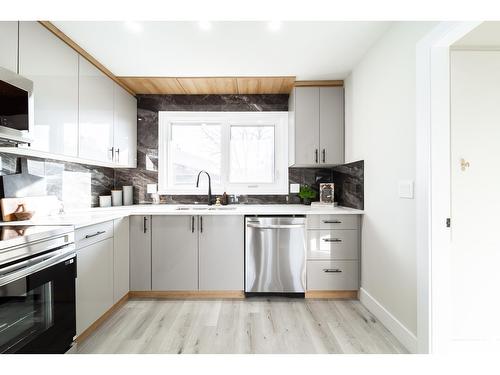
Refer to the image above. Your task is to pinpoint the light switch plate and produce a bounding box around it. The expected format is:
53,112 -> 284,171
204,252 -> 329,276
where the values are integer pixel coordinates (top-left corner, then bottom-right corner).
147,183 -> 157,194
398,180 -> 414,199
290,183 -> 300,193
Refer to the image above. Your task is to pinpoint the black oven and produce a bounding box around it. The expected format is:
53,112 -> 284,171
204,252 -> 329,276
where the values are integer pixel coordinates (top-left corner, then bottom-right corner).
0,226 -> 76,354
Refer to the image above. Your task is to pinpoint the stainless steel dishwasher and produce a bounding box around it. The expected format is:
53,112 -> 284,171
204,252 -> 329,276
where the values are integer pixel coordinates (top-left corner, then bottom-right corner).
245,216 -> 306,295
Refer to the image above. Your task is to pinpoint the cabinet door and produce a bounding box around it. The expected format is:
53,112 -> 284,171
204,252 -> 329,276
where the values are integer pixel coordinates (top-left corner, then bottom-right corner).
294,87 -> 320,165
113,216 -> 129,302
78,56 -> 114,162
152,216 -> 198,291
113,83 -> 137,167
0,21 -> 18,73
129,215 -> 151,291
319,87 -> 344,164
76,238 -> 114,335
19,21 -> 79,156
199,215 -> 244,291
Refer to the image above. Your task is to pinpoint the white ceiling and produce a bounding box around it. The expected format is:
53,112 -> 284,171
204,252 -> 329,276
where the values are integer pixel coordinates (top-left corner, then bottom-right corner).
453,22 -> 500,48
53,21 -> 392,79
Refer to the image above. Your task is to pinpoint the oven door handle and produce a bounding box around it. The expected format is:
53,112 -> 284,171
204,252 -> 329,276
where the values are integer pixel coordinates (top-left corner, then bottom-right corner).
246,224 -> 305,229
0,245 -> 76,287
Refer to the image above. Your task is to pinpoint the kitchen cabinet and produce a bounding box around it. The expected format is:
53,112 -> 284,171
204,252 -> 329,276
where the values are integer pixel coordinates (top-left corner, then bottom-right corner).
152,216 -> 198,291
0,21 -> 18,73
150,215 -> 245,291
199,215 -> 244,291
113,83 -> 137,167
76,237 -> 114,335
78,56 -> 114,163
113,216 -> 130,302
129,215 -> 152,291
18,21 -> 79,156
288,86 -> 344,166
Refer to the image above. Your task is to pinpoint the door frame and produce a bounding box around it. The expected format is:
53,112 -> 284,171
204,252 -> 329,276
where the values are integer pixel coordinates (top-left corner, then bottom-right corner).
415,21 -> 482,353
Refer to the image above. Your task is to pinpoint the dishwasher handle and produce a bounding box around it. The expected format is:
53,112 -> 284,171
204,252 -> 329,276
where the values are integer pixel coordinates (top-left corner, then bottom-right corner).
246,223 -> 305,229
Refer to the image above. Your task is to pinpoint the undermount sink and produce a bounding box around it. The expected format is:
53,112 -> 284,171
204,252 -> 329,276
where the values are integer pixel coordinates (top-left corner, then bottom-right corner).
175,206 -> 237,211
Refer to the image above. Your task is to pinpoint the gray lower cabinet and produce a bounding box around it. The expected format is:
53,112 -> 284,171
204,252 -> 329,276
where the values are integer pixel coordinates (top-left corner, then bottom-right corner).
76,237 -> 114,335
129,215 -> 152,291
199,215 -> 244,291
113,217 -> 130,302
152,216 -> 198,291
150,215 -> 244,291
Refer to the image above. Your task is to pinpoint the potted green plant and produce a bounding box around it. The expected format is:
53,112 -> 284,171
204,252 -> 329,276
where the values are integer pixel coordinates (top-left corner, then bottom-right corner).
298,185 -> 317,205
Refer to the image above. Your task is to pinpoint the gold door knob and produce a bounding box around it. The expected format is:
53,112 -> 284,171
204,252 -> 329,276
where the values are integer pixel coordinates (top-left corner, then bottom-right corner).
460,158 -> 470,171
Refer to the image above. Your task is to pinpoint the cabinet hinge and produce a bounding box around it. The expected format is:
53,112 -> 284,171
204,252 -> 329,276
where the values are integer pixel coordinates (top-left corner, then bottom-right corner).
446,218 -> 451,228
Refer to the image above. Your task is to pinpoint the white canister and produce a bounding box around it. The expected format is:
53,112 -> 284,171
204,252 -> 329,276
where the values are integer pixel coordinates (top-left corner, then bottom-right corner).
99,195 -> 112,208
123,186 -> 133,206
111,190 -> 123,206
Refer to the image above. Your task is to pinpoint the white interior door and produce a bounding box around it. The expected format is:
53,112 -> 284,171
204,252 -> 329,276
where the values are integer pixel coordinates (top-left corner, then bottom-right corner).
450,50 -> 500,351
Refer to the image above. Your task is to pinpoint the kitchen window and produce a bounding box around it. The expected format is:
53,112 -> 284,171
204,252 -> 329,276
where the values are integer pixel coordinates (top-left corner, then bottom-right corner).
158,112 -> 288,195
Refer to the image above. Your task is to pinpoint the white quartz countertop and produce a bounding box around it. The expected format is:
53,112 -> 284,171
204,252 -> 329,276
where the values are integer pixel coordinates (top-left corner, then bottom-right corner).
4,204 -> 364,229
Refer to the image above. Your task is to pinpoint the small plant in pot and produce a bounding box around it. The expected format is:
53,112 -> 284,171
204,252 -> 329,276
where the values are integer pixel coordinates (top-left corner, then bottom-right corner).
298,185 -> 317,205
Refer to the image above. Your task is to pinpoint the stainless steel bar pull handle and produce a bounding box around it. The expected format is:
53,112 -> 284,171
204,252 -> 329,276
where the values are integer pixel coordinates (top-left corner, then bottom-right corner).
143,217 -> 147,233
323,238 -> 342,242
109,146 -> 114,161
115,148 -> 120,163
322,149 -> 326,163
191,216 -> 195,233
200,216 -> 203,233
323,268 -> 342,273
85,230 -> 105,239
323,220 -> 342,224
315,149 -> 319,163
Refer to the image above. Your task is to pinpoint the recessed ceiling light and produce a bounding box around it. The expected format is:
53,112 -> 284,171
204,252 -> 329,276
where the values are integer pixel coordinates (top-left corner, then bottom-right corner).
198,21 -> 212,31
124,21 -> 143,33
268,21 -> 282,32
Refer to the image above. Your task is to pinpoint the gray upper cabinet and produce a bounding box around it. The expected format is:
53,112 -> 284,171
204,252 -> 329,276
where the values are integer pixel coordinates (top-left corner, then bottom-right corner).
152,216 -> 198,291
199,216 -> 244,291
0,21 -> 18,73
113,83 -> 137,168
19,21 -> 79,156
129,215 -> 152,291
289,86 -> 344,166
319,87 -> 344,164
78,56 -> 114,163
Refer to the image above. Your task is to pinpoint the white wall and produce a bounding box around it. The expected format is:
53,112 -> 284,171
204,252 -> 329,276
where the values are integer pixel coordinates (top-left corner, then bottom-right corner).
344,22 -> 437,349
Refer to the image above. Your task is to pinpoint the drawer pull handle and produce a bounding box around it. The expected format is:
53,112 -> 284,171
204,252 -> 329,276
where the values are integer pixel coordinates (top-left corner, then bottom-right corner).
85,230 -> 105,239
323,238 -> 342,243
323,268 -> 342,273
323,220 -> 342,224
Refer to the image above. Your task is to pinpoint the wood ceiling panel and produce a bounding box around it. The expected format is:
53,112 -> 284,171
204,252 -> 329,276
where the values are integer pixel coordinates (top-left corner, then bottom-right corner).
118,77 -> 185,94
236,77 -> 295,94
177,77 -> 238,95
294,80 -> 344,87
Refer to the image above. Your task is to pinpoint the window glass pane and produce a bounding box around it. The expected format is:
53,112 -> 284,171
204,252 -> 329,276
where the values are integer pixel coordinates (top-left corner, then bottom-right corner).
229,126 -> 274,183
171,123 -> 221,186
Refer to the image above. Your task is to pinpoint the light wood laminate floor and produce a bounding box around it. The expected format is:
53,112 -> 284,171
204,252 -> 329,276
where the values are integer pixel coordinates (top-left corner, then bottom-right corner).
76,298 -> 408,354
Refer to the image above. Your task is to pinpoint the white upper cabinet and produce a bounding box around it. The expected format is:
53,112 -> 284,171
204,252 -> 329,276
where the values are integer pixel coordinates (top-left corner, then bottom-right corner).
78,56 -> 114,163
289,86 -> 344,166
19,21 -> 79,156
113,83 -> 137,167
0,21 -> 18,73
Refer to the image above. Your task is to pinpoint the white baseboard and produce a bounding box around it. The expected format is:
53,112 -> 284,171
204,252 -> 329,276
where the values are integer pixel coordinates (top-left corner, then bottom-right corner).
359,288 -> 418,353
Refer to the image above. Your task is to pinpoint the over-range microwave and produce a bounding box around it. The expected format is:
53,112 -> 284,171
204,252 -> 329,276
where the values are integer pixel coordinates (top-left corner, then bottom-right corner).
0,66 -> 33,144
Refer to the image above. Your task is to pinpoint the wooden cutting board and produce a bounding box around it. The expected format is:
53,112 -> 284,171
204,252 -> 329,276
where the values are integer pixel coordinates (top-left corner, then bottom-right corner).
0,196 -> 60,222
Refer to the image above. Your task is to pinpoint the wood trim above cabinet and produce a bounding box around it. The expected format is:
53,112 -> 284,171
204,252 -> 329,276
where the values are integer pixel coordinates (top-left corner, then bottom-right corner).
38,21 -> 135,96
294,80 -> 344,87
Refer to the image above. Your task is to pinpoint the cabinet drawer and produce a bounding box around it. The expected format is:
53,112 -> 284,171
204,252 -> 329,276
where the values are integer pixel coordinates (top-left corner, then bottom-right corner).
307,260 -> 359,291
307,230 -> 359,260
76,221 -> 113,249
307,215 -> 359,230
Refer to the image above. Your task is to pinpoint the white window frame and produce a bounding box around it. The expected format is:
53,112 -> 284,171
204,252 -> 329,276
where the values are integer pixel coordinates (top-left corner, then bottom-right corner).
158,111 -> 288,195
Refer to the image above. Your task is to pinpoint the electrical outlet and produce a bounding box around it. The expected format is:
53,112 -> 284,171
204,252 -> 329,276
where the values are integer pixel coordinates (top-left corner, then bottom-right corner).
147,183 -> 157,194
398,180 -> 414,199
290,183 -> 300,193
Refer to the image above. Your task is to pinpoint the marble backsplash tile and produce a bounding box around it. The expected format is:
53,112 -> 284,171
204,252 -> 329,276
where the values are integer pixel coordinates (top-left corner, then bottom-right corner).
0,153 -> 114,209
